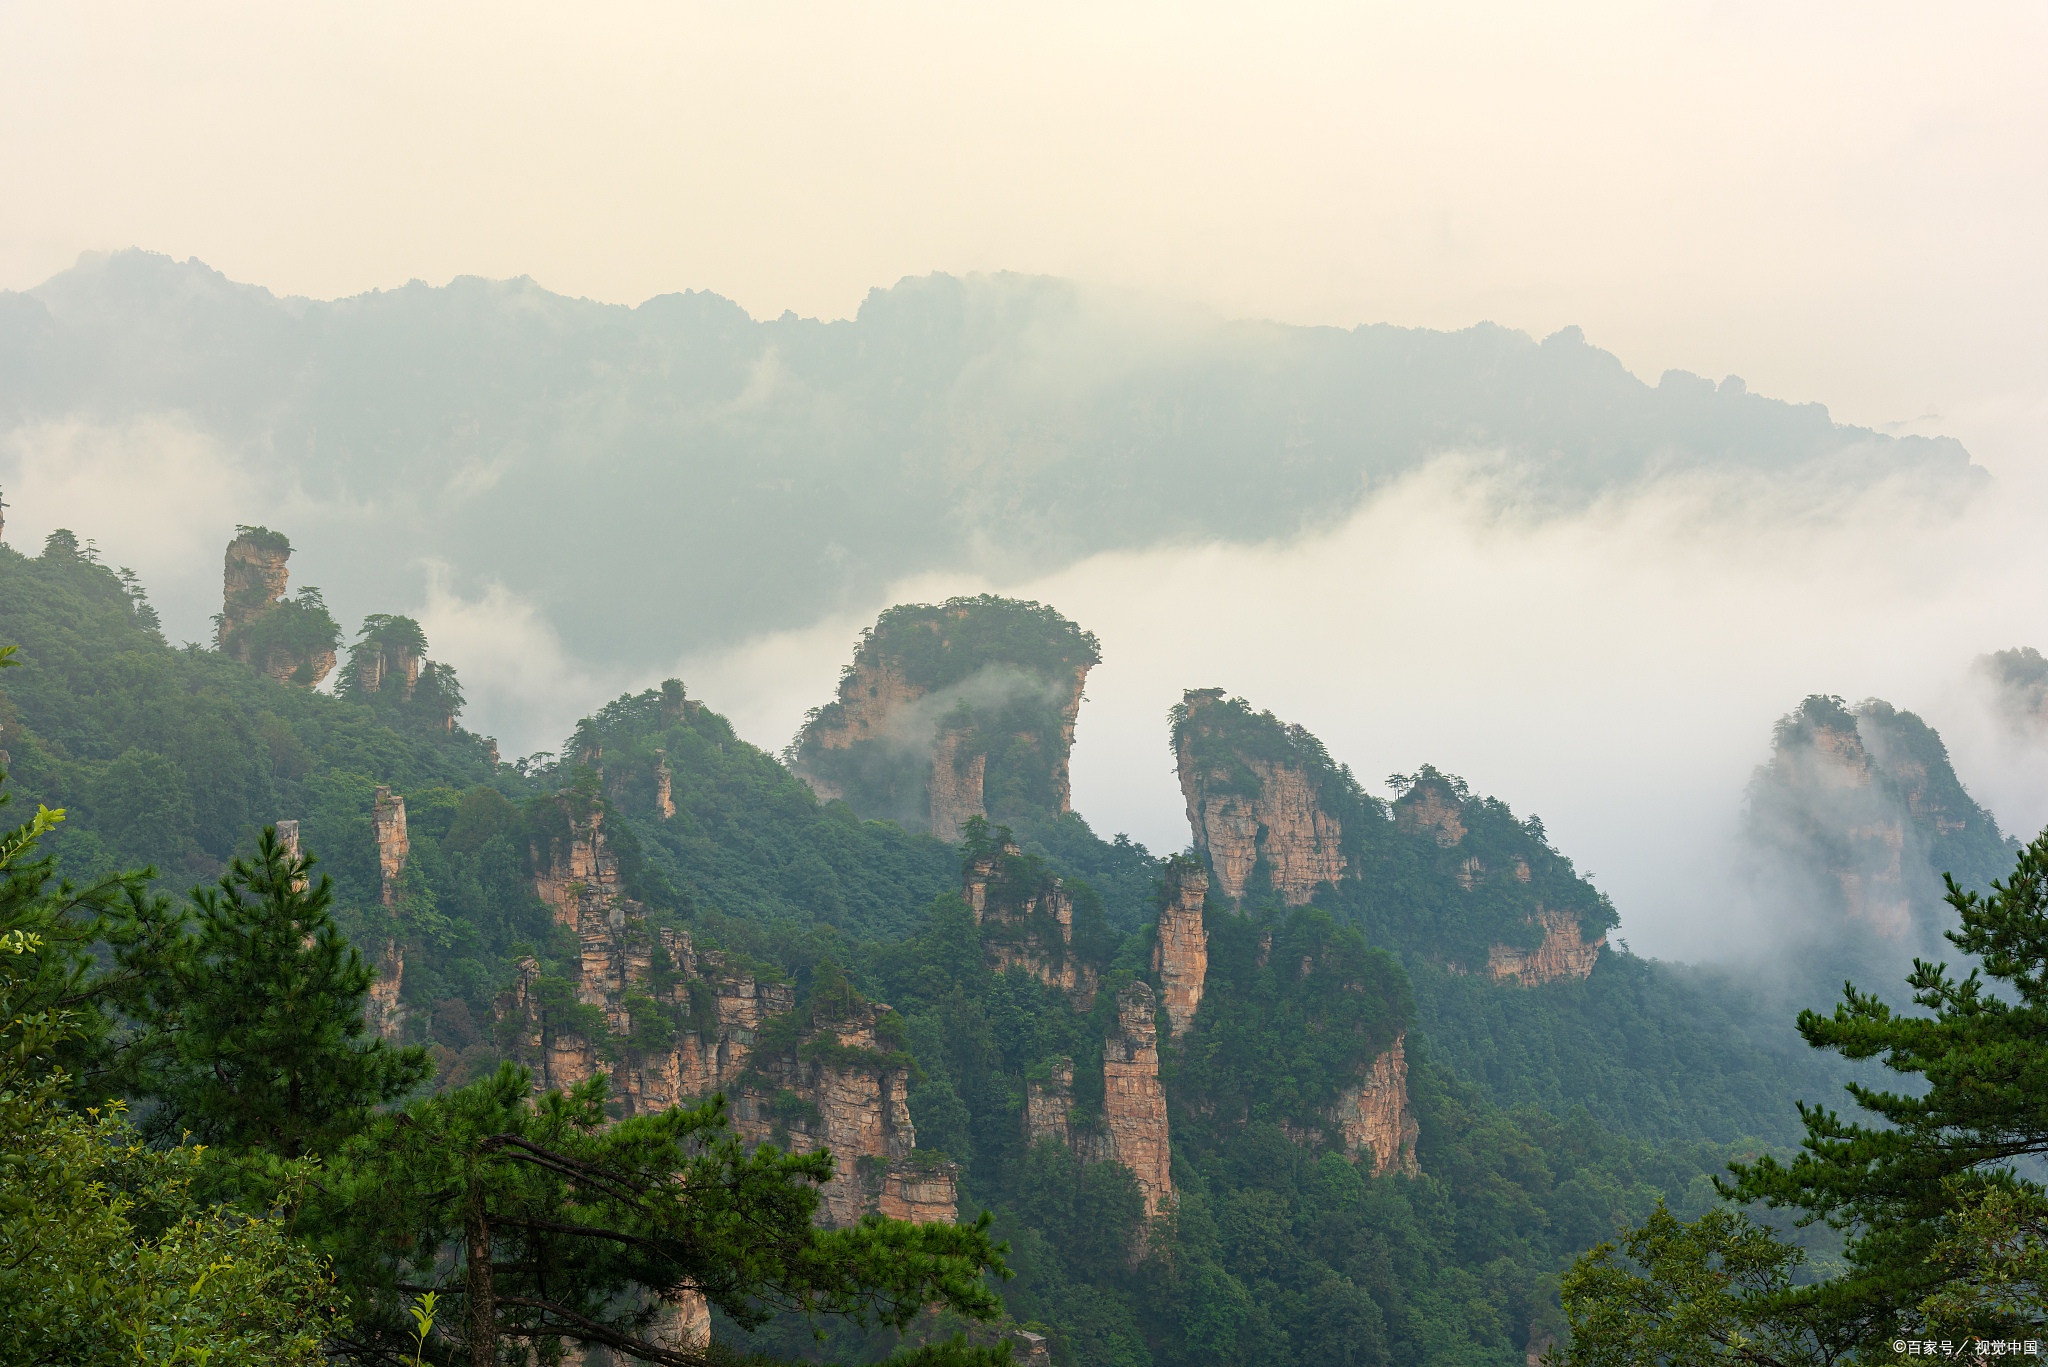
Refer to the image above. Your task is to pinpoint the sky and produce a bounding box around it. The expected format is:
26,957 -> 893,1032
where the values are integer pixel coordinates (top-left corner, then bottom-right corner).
3,1 -> 2044,435
3,0 -> 2046,960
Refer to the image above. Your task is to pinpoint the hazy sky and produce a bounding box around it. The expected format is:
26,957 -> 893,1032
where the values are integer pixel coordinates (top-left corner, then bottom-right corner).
4,1 -> 2044,437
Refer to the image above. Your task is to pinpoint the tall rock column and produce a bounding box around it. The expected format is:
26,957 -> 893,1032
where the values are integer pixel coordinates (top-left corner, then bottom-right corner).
218,532 -> 291,652
366,786 -> 408,1040
1327,1035 -> 1421,1177
1152,858 -> 1208,1040
217,529 -> 337,687
1092,982 -> 1172,1218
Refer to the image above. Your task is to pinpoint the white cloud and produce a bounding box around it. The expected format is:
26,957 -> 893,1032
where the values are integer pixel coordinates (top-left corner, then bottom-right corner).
672,404 -> 2048,965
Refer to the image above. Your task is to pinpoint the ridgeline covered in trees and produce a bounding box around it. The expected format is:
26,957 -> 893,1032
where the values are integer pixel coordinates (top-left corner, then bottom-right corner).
1,529 -> 2040,1366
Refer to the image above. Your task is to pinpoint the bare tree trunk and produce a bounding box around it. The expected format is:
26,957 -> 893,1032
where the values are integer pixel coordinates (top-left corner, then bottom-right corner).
467,1192 -> 497,1367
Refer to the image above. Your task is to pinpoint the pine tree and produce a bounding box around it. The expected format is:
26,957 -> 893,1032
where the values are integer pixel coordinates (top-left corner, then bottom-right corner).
133,826 -> 431,1158
318,1065 -> 1012,1366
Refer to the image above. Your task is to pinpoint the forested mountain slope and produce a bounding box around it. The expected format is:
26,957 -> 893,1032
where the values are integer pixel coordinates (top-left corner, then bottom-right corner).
1,536 -> 1889,1367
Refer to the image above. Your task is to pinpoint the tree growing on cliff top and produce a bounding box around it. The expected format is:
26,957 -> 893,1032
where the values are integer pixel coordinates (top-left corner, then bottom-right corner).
315,1064 -> 1012,1367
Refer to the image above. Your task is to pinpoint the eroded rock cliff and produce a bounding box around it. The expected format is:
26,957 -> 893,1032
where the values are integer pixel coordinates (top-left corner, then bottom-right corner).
498,793 -> 959,1228
1174,689 -> 1347,907
1392,772 -> 1607,986
965,836 -> 1098,1008
1085,982 -> 1173,1217
1746,697 -> 1916,939
1486,908 -> 1604,985
1282,1034 -> 1420,1176
788,597 -> 1098,836
365,786 -> 408,1039
1151,857 -> 1208,1039
217,529 -> 337,687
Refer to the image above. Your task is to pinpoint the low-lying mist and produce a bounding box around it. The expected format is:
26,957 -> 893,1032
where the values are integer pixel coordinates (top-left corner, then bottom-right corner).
6,366 -> 2043,978
677,424 -> 2048,973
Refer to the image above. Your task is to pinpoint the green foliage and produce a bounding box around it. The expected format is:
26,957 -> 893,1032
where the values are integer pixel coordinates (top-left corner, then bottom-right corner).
556,683 -> 962,940
1919,1183 -> 2048,1334
232,524 -> 293,555
315,1065 -> 1011,1364
1172,906 -> 1411,1145
0,737 -> 344,1364
1555,1203 -> 1846,1366
858,597 -> 1100,694
236,586 -> 342,684
0,541 -> 498,892
1720,830 -> 2048,1344
0,1095 -> 345,1366
127,826 -> 434,1158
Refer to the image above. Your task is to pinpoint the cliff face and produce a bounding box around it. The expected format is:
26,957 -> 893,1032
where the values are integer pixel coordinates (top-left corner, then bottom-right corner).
1282,1035 -> 1420,1176
1021,985 -> 1173,1221
1091,982 -> 1172,1217
1486,908 -> 1604,985
788,598 -> 1098,836
1151,858 -> 1208,1039
365,786 -> 408,1039
1174,689 -> 1346,908
929,727 -> 989,841
964,840 -> 1098,1009
499,794 -> 958,1228
1393,775 -> 1605,986
1025,1056 -> 1075,1150
1746,698 -> 1917,939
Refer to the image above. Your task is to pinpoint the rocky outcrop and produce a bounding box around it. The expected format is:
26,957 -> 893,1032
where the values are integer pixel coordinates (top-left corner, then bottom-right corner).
965,839 -> 1097,1009
1151,858 -> 1208,1040
1174,689 -> 1345,907
1486,908 -> 1604,985
274,819 -> 308,893
1976,646 -> 2048,736
1394,777 -> 1467,847
788,599 -> 1098,835
1329,1036 -> 1420,1176
1083,982 -> 1172,1218
1279,1036 -> 1420,1176
1025,1057 -> 1074,1149
218,531 -> 291,651
498,793 -> 959,1229
365,787 -> 408,1039
1393,775 -> 1604,985
1025,988 -> 1174,1220
217,530 -> 336,687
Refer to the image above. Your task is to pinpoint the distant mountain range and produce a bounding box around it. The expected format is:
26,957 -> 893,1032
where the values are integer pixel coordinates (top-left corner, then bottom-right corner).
0,249 -> 1984,674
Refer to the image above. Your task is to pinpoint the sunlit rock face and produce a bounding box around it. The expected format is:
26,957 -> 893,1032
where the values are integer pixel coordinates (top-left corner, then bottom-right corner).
788,597 -> 1098,837
364,786 -> 408,1039
1151,857 -> 1208,1039
1082,981 -> 1173,1219
1281,1034 -> 1421,1177
1173,688 -> 1346,909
